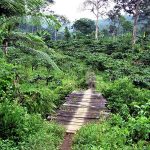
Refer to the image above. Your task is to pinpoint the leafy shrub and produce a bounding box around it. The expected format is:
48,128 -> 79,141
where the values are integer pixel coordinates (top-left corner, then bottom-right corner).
0,101 -> 65,150
72,115 -> 150,150
0,140 -> 18,150
19,84 -> 56,116
127,116 -> 150,143
103,78 -> 150,118
0,59 -> 15,98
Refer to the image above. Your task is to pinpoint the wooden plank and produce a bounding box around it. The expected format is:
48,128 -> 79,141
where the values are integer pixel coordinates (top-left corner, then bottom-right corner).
59,107 -> 78,112
65,125 -> 83,133
67,95 -> 103,99
56,113 -> 100,119
57,111 -> 100,116
57,116 -> 98,121
65,122 -> 95,133
63,103 -> 107,109
55,109 -> 110,118
69,93 -> 102,96
57,119 -> 84,123
61,105 -> 107,111
68,95 -> 101,98
71,94 -> 102,96
58,109 -> 110,117
60,120 -> 83,125
65,97 -> 107,103
56,117 -> 97,123
65,101 -> 107,106
56,109 -> 103,114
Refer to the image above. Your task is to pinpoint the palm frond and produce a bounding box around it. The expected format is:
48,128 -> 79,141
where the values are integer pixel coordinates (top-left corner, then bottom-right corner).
3,30 -> 61,72
0,0 -> 45,16
9,32 -> 46,49
35,50 -> 61,72
15,44 -> 61,72
0,0 -> 25,16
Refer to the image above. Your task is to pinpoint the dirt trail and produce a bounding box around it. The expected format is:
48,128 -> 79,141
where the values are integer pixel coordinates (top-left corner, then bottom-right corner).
60,133 -> 74,150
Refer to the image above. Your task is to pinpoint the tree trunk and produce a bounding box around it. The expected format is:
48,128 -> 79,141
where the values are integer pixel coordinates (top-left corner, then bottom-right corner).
132,1 -> 140,45
54,30 -> 57,41
31,26 -> 34,33
2,39 -> 8,56
132,14 -> 139,45
95,15 -> 99,40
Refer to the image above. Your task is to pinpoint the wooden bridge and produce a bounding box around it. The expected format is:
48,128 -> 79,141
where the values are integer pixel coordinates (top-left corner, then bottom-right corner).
52,88 -> 109,133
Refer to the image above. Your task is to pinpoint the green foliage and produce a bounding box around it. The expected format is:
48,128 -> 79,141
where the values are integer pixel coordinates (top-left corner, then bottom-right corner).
19,84 -> 56,115
36,30 -> 51,42
0,59 -> 15,101
73,18 -> 96,35
119,16 -> 133,33
64,26 -> 71,41
73,77 -> 149,149
72,115 -> 150,150
0,43 -> 84,148
0,101 -> 65,150
0,140 -> 18,150
103,78 -> 150,118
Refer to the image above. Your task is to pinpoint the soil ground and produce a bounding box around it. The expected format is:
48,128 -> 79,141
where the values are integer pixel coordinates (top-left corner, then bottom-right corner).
60,133 -> 74,150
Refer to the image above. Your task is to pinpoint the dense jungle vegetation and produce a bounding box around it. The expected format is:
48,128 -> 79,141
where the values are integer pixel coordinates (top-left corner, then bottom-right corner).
0,0 -> 150,150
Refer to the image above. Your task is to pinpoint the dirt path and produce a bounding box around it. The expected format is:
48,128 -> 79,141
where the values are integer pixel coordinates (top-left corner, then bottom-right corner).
60,133 -> 74,150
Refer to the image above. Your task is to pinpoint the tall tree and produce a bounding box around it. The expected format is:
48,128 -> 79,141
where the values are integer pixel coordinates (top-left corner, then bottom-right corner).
139,0 -> 150,34
73,18 -> 96,35
64,27 -> 71,41
114,0 -> 145,45
119,16 -> 133,33
83,0 -> 109,40
53,15 -> 70,40
108,8 -> 121,36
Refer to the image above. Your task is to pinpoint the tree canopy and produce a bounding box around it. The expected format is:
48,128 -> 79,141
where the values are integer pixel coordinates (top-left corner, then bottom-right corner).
73,18 -> 96,35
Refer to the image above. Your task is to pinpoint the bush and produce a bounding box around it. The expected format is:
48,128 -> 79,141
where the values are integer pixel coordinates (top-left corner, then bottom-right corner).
0,59 -> 15,99
0,101 -> 65,150
0,140 -> 18,150
72,115 -> 150,150
103,78 -> 150,118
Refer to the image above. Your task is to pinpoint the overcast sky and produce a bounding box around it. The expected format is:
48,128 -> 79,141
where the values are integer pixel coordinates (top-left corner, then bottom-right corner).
51,0 -> 101,21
